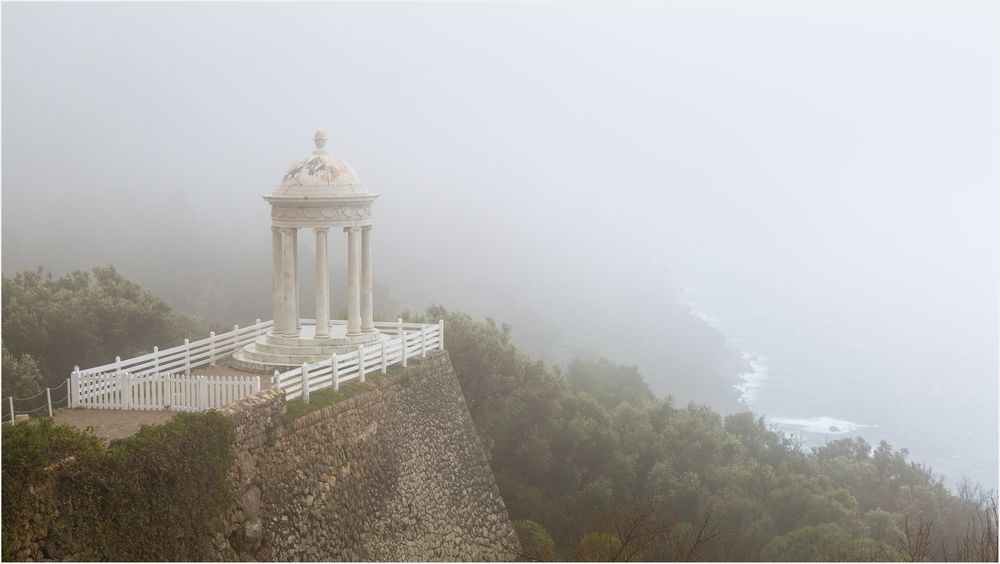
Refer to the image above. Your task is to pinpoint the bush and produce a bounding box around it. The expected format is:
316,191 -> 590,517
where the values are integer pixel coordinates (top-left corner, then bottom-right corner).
577,531 -> 622,561
1,412 -> 234,561
514,519 -> 556,561
1,347 -> 44,400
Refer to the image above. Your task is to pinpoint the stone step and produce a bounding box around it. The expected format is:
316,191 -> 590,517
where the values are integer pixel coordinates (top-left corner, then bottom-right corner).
229,353 -> 296,375
236,347 -> 335,366
252,337 -> 344,356
265,330 -> 381,348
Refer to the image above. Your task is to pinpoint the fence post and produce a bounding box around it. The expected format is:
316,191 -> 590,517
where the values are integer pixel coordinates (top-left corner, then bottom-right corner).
184,339 -> 191,374
301,363 -> 311,403
71,367 -> 80,408
253,375 -> 261,394
122,373 -> 132,410
420,326 -> 427,358
272,369 -> 281,391
255,319 -> 262,339
359,346 -> 366,383
46,388 -> 52,417
209,331 -> 217,366
399,318 -> 407,368
332,354 -> 340,391
115,355 -> 122,374
153,347 -> 159,373
381,340 -> 388,374
233,324 -> 240,352
198,376 -> 207,410
439,319 -> 445,350
8,397 -> 13,423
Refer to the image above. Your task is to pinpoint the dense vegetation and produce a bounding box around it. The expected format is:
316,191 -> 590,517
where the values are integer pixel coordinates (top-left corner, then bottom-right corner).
407,306 -> 998,561
2,266 -> 208,397
1,412 -> 234,561
1,267 -> 995,561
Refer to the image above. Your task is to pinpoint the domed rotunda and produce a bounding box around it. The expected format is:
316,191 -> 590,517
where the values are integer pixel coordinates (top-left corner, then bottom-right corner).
232,132 -> 384,373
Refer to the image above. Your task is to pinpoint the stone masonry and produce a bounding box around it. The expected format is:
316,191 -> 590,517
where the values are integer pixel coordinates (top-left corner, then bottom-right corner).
213,350 -> 521,561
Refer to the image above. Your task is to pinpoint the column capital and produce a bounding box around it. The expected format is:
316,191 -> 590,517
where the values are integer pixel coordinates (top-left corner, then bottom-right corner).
343,226 -> 361,233
361,224 -> 373,232
281,227 -> 298,235
271,226 -> 281,232
314,227 -> 330,235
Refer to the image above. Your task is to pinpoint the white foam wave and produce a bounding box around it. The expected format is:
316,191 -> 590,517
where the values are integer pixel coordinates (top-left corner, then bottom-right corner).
768,416 -> 873,435
733,353 -> 768,405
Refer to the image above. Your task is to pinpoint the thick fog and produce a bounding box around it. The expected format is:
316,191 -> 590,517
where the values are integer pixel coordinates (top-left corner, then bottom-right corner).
3,3 -> 997,485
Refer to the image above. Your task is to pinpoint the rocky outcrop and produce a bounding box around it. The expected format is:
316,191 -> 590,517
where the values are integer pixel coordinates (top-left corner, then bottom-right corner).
214,350 -> 520,561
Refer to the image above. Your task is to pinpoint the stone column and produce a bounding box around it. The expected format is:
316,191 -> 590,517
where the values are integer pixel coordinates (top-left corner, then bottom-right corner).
292,229 -> 300,330
271,227 -> 285,335
361,226 -> 375,332
314,228 -> 330,338
281,228 -> 299,337
346,227 -> 362,336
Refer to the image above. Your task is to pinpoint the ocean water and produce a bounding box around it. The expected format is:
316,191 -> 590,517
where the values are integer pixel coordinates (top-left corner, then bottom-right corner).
683,287 -> 998,493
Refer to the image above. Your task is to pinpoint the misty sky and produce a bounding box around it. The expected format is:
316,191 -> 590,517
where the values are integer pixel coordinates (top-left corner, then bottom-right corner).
3,2 -> 997,405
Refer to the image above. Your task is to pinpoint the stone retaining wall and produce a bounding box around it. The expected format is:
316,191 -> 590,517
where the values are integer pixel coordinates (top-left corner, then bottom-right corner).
213,351 -> 521,561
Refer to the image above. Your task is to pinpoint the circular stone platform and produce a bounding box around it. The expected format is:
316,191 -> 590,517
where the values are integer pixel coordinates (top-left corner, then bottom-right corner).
231,320 -> 386,374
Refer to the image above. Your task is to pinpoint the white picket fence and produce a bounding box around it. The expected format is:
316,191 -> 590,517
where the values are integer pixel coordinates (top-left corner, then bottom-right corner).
72,319 -> 272,381
73,373 -> 261,411
275,319 -> 444,402
69,319 -> 272,410
67,317 -> 444,410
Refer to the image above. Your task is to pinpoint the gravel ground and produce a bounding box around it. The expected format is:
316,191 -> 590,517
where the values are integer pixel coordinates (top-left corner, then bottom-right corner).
52,408 -> 177,443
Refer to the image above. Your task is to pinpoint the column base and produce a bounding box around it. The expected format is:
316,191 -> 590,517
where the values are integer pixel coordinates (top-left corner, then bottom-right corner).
231,327 -> 386,374
268,323 -> 380,347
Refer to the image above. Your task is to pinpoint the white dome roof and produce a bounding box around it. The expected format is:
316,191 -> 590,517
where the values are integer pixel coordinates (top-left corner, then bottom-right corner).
275,132 -> 366,195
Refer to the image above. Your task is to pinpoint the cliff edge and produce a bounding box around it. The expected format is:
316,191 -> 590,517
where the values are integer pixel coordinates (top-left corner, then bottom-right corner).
216,350 -> 521,561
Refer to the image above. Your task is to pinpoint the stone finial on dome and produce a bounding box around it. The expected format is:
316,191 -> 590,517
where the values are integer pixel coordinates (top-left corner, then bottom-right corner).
313,131 -> 328,153
275,130 -> 364,192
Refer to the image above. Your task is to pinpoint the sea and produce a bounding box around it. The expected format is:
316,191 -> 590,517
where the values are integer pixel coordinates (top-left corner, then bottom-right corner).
682,286 -> 998,494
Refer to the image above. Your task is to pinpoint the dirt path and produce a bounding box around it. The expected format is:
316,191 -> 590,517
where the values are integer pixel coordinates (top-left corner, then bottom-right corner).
52,408 -> 177,443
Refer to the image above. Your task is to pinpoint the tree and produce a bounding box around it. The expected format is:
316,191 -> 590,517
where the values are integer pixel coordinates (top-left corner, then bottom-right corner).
577,531 -> 622,562
1,348 -> 44,399
514,519 -> 555,561
565,358 -> 654,410
761,522 -> 896,561
2,266 -> 206,387
813,436 -> 873,462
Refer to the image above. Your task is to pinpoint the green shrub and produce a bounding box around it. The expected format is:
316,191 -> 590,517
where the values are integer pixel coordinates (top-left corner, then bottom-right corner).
1,412 -> 234,561
514,519 -> 555,561
1,348 -> 44,400
577,531 -> 622,561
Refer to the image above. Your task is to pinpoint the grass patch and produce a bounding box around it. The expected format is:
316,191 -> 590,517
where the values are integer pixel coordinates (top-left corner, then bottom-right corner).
284,370 -> 395,420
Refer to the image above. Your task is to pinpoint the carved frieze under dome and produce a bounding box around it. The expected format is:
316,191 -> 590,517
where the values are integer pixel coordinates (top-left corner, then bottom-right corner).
271,204 -> 372,221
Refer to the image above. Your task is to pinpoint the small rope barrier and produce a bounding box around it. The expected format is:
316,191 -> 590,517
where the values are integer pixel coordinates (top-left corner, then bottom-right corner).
9,388 -> 49,402
3,379 -> 71,422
